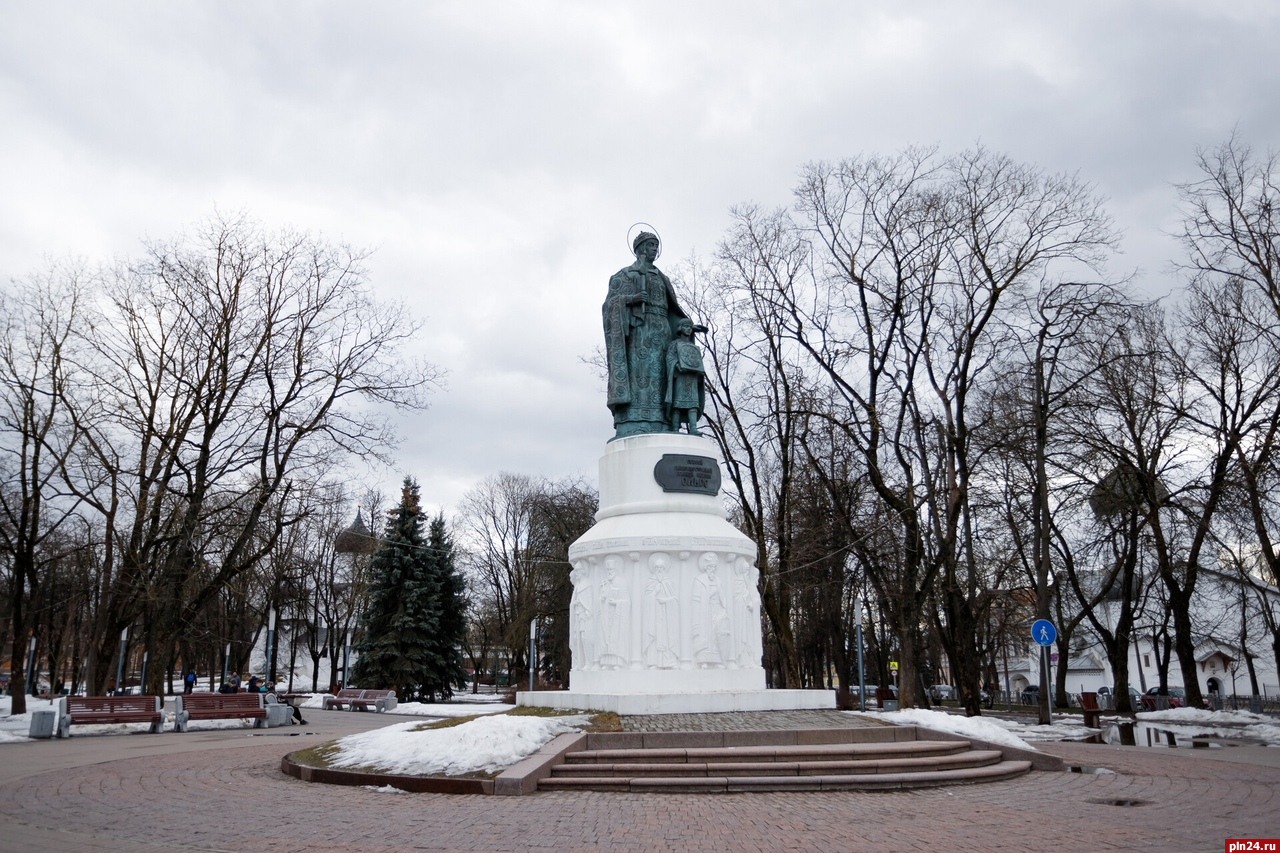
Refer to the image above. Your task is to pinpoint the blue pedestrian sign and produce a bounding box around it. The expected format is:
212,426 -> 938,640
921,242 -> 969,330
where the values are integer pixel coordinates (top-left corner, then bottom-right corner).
1031,619 -> 1056,647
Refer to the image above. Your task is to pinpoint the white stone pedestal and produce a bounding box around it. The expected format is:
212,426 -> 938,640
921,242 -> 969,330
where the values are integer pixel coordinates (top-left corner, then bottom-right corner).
518,433 -> 834,715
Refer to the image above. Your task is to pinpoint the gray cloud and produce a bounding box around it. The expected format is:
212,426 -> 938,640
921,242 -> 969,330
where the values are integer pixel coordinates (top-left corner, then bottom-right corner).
3,0 -> 1277,510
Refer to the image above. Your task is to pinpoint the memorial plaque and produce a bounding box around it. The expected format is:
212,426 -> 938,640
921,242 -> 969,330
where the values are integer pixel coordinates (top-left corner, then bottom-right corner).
653,454 -> 721,496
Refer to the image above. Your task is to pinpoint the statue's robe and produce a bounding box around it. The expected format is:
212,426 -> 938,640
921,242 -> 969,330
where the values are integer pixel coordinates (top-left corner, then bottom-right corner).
603,261 -> 687,436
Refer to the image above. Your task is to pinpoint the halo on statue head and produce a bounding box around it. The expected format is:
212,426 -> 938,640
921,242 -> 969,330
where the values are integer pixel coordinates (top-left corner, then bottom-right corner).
627,222 -> 662,259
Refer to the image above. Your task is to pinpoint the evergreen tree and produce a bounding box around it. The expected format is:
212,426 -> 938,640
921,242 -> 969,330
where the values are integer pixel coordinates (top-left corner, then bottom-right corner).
351,478 -> 440,700
350,478 -> 468,701
419,513 -> 469,701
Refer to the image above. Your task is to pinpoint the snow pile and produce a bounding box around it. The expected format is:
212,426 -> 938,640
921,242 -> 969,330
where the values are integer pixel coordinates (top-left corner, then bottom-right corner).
846,708 -> 1037,750
295,694 -> 509,718
1133,707 -> 1280,746
1137,707 -> 1273,726
327,713 -> 584,776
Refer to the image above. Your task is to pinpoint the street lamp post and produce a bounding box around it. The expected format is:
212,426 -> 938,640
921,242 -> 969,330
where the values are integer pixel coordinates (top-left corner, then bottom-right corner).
528,618 -> 538,693
25,636 -> 37,697
854,597 -> 866,712
267,608 -> 278,684
343,629 -> 352,689
114,628 -> 128,696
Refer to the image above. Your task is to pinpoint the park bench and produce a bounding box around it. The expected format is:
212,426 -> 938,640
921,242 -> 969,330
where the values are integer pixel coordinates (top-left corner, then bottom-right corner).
173,692 -> 267,732
349,689 -> 396,712
1078,691 -> 1102,728
55,695 -> 164,737
323,688 -> 397,712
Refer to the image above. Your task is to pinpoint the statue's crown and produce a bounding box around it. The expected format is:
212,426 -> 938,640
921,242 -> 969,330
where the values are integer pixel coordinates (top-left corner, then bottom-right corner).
632,231 -> 659,251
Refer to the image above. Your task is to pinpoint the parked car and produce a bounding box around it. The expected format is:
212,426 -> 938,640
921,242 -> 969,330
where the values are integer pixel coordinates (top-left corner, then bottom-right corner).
1019,685 -> 1041,705
1141,686 -> 1187,711
1097,685 -> 1143,708
929,684 -> 955,701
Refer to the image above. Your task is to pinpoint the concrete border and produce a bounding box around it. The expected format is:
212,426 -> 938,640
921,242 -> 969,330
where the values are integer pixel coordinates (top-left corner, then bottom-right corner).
494,731 -> 588,796
908,725 -> 1064,771
280,752 -> 494,794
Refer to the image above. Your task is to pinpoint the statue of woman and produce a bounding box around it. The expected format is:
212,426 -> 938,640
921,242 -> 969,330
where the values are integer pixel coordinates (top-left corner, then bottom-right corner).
603,231 -> 690,438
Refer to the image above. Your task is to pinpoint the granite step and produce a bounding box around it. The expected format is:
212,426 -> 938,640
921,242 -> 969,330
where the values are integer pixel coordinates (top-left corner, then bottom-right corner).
563,739 -> 971,766
538,759 -> 1034,792
551,748 -> 1004,779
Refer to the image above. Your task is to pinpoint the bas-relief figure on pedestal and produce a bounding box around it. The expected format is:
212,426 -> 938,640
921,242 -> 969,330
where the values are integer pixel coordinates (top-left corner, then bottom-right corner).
732,556 -> 764,668
598,555 -> 629,669
692,552 -> 734,668
642,553 -> 680,668
569,561 -> 596,670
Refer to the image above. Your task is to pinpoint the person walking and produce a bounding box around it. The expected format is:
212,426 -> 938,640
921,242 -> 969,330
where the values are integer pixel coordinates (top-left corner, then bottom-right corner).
183,669 -> 197,694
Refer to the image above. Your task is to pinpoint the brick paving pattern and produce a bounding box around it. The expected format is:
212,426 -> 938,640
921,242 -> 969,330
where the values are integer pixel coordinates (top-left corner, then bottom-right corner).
0,712 -> 1276,852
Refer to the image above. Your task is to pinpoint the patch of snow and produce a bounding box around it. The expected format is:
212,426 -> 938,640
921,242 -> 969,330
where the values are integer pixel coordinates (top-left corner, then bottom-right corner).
362,784 -> 410,793
296,693 -> 509,718
1137,707 -> 1274,726
329,713 -> 584,776
0,730 -> 30,743
845,708 -> 1037,751
390,701 -> 510,718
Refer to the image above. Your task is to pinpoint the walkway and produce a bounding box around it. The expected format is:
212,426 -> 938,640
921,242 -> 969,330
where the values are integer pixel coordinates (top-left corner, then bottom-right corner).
0,707 -> 1276,852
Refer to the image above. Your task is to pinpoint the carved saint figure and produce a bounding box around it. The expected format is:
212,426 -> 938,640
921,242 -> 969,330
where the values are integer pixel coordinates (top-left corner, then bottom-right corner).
569,561 -> 596,670
642,553 -> 680,668
732,556 -> 764,668
665,317 -> 707,435
603,231 -> 690,438
691,552 -> 733,667
598,555 -> 629,669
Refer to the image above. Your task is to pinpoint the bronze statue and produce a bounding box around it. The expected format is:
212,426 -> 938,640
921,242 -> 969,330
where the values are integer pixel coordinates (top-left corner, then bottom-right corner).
603,231 -> 705,438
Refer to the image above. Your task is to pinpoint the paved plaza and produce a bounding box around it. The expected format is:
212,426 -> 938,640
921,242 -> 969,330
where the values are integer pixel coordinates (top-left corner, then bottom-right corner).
0,707 -> 1277,852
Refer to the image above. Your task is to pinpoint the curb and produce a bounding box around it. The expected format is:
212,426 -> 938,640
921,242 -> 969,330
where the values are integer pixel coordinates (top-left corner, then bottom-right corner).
281,752 -> 494,794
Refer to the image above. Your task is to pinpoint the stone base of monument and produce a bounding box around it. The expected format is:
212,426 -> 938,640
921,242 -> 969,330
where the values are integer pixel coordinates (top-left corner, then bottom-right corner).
517,688 -> 834,715
516,432 -> 834,716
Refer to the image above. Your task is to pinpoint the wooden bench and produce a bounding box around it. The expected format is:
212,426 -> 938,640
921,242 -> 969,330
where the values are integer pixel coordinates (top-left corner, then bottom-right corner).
56,695 -> 164,737
173,692 -> 267,732
323,688 -> 397,712
1078,691 -> 1102,728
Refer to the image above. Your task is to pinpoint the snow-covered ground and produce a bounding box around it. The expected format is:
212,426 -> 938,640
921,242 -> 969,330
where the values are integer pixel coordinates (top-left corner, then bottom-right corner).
1130,706 -> 1280,746
847,706 -> 1280,750
327,713 -> 590,776
295,693 -> 510,718
847,708 -> 1047,750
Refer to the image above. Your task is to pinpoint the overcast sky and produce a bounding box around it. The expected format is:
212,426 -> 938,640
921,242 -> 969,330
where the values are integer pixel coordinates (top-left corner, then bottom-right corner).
4,1 -> 1279,518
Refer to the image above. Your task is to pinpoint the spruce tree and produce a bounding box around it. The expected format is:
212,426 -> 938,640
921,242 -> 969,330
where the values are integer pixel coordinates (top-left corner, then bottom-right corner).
351,478 -> 440,700
419,514 -> 469,701
350,479 -> 469,702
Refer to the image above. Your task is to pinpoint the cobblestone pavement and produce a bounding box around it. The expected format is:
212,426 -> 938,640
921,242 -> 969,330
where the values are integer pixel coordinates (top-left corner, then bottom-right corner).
0,715 -> 1276,852
622,710 -> 885,731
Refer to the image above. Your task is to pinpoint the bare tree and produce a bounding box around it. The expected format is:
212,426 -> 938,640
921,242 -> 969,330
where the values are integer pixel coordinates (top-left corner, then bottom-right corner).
0,265 -> 85,714
458,473 -> 594,687
728,146 -> 1118,710
60,213 -> 440,693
